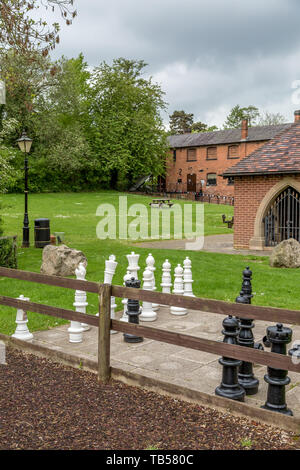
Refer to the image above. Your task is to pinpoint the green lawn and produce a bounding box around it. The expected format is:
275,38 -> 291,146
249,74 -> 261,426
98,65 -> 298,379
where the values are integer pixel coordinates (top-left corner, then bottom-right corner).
0,191 -> 299,336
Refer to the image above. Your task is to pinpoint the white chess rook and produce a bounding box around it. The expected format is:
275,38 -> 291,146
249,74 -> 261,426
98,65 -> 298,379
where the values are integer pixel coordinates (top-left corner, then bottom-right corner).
183,256 -> 195,297
146,253 -> 159,311
160,259 -> 172,307
12,295 -> 33,341
104,254 -> 118,334
120,271 -> 132,322
126,252 -> 140,280
140,268 -> 157,322
75,262 -> 90,332
170,264 -> 188,316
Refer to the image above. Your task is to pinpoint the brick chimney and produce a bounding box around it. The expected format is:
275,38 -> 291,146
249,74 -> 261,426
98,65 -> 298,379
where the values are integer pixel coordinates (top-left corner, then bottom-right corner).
241,119 -> 248,140
294,110 -> 300,122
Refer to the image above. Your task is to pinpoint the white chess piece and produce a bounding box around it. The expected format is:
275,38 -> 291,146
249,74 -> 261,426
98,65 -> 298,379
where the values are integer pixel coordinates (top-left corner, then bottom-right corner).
146,253 -> 159,311
126,252 -> 140,280
140,268 -> 157,322
74,262 -> 90,332
12,295 -> 33,341
160,259 -> 172,307
183,257 -> 195,297
170,264 -> 187,316
120,271 -> 132,322
104,254 -> 118,334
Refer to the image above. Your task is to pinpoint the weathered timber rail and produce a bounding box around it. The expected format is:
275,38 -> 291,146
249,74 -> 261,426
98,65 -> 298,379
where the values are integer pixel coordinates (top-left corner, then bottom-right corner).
0,267 -> 299,383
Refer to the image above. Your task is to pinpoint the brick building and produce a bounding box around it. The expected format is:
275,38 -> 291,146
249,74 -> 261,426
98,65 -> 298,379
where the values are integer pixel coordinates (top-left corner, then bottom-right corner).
166,121 -> 291,197
223,111 -> 300,250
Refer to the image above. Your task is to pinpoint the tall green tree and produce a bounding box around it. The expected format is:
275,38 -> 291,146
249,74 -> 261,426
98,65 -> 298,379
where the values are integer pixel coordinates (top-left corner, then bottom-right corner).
192,121 -> 218,133
169,110 -> 194,134
88,58 -> 168,190
223,105 -> 260,129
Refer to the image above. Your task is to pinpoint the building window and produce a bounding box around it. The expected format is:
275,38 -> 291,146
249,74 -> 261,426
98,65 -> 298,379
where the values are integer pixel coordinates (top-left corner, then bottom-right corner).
187,148 -> 197,161
207,146 -> 217,160
228,145 -> 239,159
227,176 -> 234,185
173,149 -> 176,162
207,173 -> 217,186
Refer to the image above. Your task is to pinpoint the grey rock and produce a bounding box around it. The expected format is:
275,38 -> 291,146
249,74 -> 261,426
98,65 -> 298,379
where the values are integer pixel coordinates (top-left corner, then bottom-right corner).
40,244 -> 87,276
269,238 -> 300,268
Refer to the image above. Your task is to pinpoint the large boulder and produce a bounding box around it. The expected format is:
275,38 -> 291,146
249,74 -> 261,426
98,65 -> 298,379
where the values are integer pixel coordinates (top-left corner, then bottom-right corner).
269,238 -> 300,268
40,244 -> 87,276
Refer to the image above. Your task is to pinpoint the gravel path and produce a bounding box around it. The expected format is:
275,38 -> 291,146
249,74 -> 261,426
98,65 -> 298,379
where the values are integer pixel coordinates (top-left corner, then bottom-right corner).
0,348 -> 297,450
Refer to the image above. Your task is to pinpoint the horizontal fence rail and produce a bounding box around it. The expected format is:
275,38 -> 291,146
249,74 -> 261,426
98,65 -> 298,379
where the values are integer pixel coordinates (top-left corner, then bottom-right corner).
0,267 -> 99,293
0,293 -> 299,374
0,268 -> 300,378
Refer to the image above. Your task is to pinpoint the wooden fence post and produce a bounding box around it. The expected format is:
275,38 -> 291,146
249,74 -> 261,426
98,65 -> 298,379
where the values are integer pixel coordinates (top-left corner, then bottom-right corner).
98,283 -> 112,384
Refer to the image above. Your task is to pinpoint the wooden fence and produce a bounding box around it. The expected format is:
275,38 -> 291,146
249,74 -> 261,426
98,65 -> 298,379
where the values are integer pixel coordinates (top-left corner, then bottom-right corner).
0,266 -> 299,386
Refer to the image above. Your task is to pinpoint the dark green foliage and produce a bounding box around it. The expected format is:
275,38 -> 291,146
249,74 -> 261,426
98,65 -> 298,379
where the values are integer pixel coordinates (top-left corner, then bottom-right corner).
0,236 -> 17,268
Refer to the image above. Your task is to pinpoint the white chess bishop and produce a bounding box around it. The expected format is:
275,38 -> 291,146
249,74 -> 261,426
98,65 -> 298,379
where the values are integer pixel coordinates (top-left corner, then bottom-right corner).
126,252 -> 140,280
170,264 -> 187,316
160,259 -> 172,307
183,256 -> 195,297
146,253 -> 159,311
104,254 -> 118,334
140,268 -> 157,322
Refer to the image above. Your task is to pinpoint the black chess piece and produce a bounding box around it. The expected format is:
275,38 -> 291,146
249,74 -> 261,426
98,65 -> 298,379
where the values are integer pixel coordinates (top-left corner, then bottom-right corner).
123,277 -> 143,344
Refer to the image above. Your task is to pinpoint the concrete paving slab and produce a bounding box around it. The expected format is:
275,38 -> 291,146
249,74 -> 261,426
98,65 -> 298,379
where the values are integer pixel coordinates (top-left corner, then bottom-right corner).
30,304 -> 300,422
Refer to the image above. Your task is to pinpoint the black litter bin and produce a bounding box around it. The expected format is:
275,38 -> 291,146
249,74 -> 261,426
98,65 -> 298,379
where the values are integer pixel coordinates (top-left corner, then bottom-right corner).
34,218 -> 50,248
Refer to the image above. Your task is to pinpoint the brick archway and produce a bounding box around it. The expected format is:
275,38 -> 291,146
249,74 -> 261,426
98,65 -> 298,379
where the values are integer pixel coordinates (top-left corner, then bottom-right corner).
249,177 -> 300,250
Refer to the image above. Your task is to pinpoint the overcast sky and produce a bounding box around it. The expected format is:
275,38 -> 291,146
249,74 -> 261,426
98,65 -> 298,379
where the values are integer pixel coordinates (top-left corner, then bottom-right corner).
45,0 -> 300,128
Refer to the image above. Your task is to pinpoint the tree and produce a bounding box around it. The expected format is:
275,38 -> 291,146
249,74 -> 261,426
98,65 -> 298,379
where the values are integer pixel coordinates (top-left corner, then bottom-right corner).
88,58 -> 168,190
257,111 -> 286,126
0,1 -> 76,56
223,105 -> 260,129
192,121 -> 218,133
169,110 -> 194,134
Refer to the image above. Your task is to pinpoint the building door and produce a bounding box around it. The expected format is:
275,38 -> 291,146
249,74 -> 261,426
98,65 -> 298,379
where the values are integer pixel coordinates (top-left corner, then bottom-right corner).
264,186 -> 300,246
187,174 -> 196,192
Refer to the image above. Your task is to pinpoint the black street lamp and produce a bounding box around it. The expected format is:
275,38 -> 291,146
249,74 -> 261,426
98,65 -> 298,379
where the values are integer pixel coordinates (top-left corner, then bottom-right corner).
16,130 -> 33,248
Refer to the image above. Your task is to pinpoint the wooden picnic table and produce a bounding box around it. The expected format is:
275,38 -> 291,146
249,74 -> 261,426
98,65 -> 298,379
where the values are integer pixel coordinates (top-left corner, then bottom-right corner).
150,198 -> 174,207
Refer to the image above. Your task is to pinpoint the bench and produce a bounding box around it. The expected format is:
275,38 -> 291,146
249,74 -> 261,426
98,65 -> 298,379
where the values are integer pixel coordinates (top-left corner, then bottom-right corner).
149,198 -> 174,208
222,214 -> 234,229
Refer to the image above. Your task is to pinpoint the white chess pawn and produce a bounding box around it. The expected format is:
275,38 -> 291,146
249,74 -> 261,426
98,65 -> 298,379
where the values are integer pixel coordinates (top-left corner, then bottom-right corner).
170,264 -> 187,316
183,257 -> 195,297
12,295 -> 33,341
160,259 -> 172,307
126,252 -> 140,280
120,271 -> 132,322
146,253 -> 159,311
74,262 -> 90,332
140,268 -> 157,322
98,255 -> 118,334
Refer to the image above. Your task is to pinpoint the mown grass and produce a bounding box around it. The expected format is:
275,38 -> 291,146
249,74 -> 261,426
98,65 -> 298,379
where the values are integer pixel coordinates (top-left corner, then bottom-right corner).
0,191 -> 299,336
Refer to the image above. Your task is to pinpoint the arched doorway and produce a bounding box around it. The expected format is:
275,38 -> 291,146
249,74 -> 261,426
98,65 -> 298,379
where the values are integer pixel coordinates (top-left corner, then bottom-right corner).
264,186 -> 300,246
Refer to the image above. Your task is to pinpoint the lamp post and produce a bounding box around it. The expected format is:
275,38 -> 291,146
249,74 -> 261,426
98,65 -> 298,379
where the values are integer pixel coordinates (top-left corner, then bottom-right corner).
16,130 -> 33,248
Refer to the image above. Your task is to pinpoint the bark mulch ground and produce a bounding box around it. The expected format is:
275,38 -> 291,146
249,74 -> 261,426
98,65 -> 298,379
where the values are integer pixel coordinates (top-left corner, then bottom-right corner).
0,347 -> 298,450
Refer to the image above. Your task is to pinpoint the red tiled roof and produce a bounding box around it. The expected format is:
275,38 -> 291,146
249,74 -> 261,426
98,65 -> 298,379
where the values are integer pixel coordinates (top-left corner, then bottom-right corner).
223,123 -> 300,177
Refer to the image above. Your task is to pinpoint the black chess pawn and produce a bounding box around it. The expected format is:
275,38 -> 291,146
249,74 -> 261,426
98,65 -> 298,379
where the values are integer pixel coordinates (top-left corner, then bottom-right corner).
261,323 -> 293,416
215,315 -> 245,402
123,277 -> 143,344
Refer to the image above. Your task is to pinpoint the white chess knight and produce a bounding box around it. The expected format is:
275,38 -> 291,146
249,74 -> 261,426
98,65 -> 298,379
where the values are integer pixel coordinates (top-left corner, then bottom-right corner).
12,295 -> 33,341
140,268 -> 157,322
75,262 -> 90,332
146,253 -> 159,311
126,252 -> 140,280
170,264 -> 188,316
120,270 -> 132,322
183,257 -> 195,297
